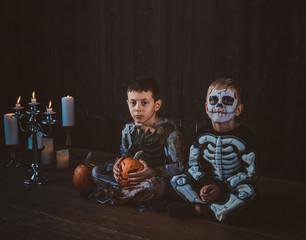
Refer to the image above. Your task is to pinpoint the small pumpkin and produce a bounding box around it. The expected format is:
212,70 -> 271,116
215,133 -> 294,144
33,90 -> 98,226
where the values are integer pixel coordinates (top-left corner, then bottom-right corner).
118,150 -> 144,187
73,152 -> 96,189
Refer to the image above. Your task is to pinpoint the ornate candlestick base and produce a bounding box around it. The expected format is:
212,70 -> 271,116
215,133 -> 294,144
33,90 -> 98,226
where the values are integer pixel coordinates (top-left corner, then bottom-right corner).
24,162 -> 48,185
6,151 -> 23,168
5,144 -> 23,168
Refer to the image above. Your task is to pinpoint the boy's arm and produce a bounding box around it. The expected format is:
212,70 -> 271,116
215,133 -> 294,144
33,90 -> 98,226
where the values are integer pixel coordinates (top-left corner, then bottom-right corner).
188,144 -> 211,187
120,124 -> 132,158
225,133 -> 259,189
156,130 -> 187,177
225,150 -> 258,189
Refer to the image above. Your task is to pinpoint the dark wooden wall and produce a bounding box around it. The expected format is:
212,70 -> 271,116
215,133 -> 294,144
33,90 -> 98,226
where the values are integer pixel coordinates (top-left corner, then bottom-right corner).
1,0 -> 305,181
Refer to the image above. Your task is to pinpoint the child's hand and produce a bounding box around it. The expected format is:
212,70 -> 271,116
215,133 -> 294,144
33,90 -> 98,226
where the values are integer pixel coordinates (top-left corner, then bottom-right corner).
200,184 -> 221,202
113,157 -> 124,182
128,160 -> 154,185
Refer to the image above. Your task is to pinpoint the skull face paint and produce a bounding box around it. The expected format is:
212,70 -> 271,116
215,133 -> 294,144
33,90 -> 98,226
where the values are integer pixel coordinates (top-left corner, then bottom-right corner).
207,88 -> 238,123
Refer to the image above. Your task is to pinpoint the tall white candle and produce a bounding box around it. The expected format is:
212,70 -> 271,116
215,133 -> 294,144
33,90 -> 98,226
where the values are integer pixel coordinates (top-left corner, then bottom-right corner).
56,149 -> 69,168
41,138 -> 54,165
3,113 -> 19,145
61,96 -> 75,126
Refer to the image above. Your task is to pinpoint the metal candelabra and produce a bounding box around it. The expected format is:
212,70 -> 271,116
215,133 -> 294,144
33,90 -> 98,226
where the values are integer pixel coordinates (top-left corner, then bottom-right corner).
12,101 -> 57,185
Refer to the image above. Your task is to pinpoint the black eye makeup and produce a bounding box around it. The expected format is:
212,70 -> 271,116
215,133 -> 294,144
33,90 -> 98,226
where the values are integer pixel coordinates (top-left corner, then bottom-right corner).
209,96 -> 218,105
222,96 -> 235,105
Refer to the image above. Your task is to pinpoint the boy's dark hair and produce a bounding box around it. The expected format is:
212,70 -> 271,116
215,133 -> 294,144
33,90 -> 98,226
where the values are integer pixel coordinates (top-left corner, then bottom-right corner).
207,78 -> 243,104
127,76 -> 160,101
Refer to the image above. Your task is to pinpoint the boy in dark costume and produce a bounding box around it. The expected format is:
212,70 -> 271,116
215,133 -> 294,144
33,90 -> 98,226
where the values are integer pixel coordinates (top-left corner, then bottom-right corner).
90,77 -> 187,206
168,78 -> 258,222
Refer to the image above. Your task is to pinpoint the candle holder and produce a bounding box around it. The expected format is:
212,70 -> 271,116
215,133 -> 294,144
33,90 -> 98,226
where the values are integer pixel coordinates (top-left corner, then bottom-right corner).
5,146 -> 23,168
12,102 -> 57,185
64,126 -> 72,152
63,126 -> 78,161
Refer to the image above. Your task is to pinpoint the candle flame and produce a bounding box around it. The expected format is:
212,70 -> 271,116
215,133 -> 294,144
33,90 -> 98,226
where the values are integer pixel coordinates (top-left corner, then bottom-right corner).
48,101 -> 52,108
17,96 -> 21,104
32,91 -> 35,99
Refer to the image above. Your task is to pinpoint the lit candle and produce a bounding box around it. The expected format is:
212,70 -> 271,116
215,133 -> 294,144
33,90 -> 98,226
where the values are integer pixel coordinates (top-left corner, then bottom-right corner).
31,91 -> 37,105
16,96 -> 21,108
56,149 -> 69,168
61,95 -> 75,126
41,138 -> 54,165
3,113 -> 19,145
46,101 -> 53,114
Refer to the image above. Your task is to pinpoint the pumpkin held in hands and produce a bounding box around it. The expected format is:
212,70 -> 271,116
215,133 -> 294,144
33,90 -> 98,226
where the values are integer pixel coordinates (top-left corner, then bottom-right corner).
73,152 -> 96,189
118,151 -> 144,187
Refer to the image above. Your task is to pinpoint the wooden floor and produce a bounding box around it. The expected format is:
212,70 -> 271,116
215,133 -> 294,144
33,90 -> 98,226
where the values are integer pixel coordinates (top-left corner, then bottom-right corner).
1,148 -> 306,240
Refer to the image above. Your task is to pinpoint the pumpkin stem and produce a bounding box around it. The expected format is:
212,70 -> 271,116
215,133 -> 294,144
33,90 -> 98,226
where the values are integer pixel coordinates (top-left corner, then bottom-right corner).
133,150 -> 144,160
85,152 -> 92,166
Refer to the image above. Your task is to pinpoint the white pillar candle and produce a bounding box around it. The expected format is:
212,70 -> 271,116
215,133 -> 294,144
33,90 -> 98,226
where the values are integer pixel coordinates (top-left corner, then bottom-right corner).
56,149 -> 69,168
3,113 -> 19,145
41,138 -> 54,165
61,96 -> 75,126
28,132 -> 43,150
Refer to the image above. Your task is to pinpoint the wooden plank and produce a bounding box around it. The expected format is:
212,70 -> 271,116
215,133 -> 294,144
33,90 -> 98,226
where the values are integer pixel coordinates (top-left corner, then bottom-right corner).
111,0 -> 133,120
54,0 -> 76,95
1,206 -> 142,240
180,0 -> 193,132
190,0 -> 216,131
152,0 -> 168,119
163,0 -> 183,121
132,0 -> 153,77
74,0 -> 100,115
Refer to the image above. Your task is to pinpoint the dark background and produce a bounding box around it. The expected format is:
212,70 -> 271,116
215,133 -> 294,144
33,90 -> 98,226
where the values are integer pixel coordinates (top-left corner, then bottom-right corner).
0,0 -> 305,181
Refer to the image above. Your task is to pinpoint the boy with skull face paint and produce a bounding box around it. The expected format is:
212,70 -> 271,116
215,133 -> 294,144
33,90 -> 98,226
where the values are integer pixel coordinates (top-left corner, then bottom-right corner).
167,78 -> 259,222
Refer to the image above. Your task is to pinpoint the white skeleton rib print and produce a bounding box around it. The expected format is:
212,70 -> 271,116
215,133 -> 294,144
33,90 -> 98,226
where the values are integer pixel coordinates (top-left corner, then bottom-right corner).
188,133 -> 256,188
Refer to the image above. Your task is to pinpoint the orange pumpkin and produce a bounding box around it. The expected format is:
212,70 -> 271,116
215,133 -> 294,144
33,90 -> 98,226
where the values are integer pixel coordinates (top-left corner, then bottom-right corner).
73,152 -> 96,189
118,151 -> 144,187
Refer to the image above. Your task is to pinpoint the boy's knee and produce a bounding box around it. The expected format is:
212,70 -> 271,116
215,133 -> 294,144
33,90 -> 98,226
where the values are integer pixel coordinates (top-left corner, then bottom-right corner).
92,165 -> 98,177
92,165 -> 105,181
170,174 -> 188,188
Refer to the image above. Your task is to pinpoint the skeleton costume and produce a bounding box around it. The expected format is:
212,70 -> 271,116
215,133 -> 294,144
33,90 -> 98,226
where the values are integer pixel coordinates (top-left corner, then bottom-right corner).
170,124 -> 258,221
92,118 -> 187,205
170,88 -> 258,222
